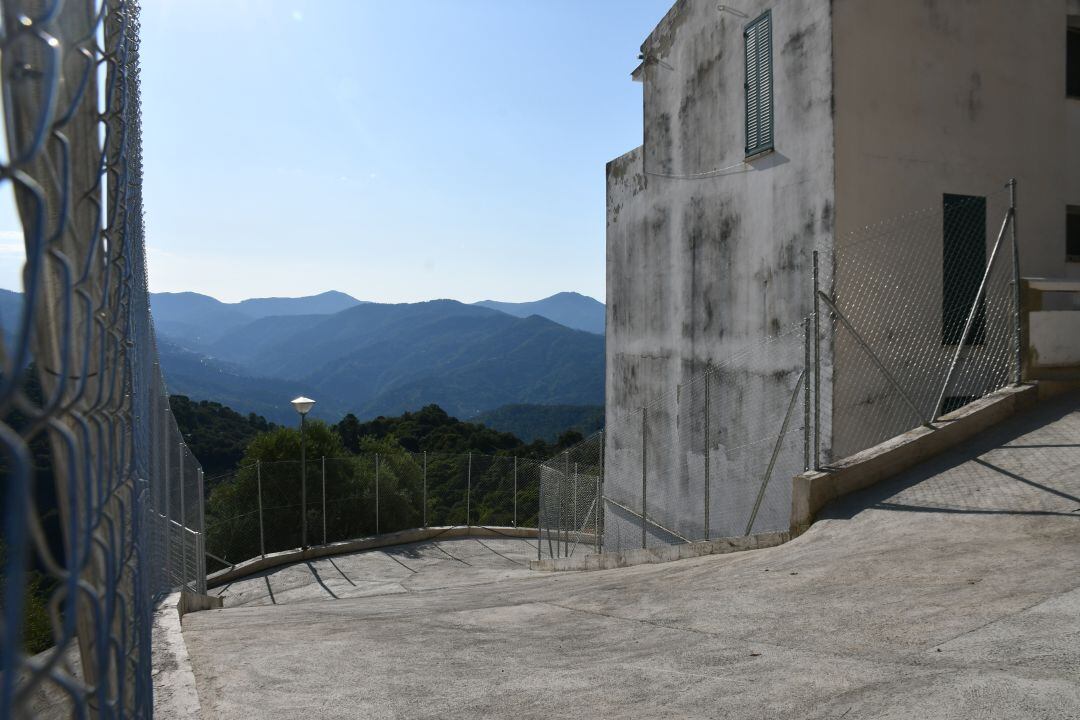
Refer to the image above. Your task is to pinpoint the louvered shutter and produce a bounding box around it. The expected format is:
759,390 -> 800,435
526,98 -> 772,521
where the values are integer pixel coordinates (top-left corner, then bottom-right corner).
745,11 -> 774,156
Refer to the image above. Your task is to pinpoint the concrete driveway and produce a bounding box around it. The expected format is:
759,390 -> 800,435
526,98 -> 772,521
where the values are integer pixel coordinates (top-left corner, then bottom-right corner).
181,392 -> 1080,719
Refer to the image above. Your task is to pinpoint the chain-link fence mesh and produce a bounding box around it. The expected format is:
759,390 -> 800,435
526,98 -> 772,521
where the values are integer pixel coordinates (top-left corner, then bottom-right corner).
601,323 -> 806,554
822,189 -> 1016,462
538,433 -> 603,558
204,451 -> 545,572
0,1 -> 205,716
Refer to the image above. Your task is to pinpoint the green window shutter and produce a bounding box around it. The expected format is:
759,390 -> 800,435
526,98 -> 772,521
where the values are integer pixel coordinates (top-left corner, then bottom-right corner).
745,10 -> 774,157
942,194 -> 987,346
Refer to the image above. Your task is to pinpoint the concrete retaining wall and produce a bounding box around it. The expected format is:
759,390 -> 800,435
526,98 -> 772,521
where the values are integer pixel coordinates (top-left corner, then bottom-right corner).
790,383 -> 1037,534
207,526 -> 538,588
530,530 -> 790,572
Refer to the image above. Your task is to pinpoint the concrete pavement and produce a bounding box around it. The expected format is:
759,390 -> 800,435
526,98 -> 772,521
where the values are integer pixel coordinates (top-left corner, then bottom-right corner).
181,392 -> 1080,719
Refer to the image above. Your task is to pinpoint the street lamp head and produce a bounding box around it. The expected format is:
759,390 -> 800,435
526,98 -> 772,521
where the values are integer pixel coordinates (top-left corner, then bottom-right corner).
291,396 -> 316,416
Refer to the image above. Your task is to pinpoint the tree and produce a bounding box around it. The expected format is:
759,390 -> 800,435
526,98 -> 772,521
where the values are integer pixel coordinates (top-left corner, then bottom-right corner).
205,423 -> 425,564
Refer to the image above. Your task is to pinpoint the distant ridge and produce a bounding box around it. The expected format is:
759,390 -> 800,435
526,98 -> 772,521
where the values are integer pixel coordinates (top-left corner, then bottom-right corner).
474,292 -> 605,334
0,287 -> 605,424
150,290 -> 365,344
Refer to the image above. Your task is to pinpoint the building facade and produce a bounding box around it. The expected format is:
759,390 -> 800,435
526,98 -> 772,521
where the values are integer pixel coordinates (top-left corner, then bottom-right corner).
605,0 -> 1080,543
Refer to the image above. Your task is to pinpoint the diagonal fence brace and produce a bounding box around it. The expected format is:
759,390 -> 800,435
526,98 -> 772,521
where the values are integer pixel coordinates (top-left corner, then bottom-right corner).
817,290 -> 934,430
745,369 -> 805,536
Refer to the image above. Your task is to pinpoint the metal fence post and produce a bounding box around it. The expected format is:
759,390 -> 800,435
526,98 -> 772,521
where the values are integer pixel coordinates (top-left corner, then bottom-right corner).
556,464 -> 563,558
257,460 -> 265,558
538,461 -> 543,561
197,468 -> 206,593
375,453 -> 380,535
513,456 -> 518,527
598,432 -> 605,554
466,452 -> 472,528
1009,177 -> 1022,384
179,444 -> 187,591
322,456 -> 327,546
641,407 -> 648,550
804,317 -> 811,471
573,462 -> 579,550
704,365 -> 711,540
563,451 -> 570,557
163,405 -> 172,585
812,250 -> 821,470
422,451 -> 428,528
595,472 -> 601,554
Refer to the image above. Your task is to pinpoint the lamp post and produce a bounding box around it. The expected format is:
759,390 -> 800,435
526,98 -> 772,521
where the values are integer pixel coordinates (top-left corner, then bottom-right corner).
291,396 -> 316,550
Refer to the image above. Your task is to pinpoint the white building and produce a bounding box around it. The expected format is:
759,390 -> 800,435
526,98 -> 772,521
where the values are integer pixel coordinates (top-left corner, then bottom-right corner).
604,0 -> 1080,544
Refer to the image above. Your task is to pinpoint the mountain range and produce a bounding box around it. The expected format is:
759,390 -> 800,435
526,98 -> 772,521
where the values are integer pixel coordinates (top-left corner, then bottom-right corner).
0,288 -> 607,426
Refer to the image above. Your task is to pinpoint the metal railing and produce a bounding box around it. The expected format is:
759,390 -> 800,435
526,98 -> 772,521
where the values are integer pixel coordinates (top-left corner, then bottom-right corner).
0,2 -> 204,717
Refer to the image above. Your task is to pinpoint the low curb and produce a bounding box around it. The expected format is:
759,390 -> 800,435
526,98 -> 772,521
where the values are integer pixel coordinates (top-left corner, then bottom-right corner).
206,525 -> 538,588
529,530 -> 790,571
790,383 -> 1037,535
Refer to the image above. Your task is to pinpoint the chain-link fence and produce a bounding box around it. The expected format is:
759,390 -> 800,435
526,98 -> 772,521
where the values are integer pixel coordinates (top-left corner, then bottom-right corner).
0,1 -> 205,717
204,451 -> 546,572
821,189 -> 1017,462
599,322 -> 806,554
538,433 -> 603,559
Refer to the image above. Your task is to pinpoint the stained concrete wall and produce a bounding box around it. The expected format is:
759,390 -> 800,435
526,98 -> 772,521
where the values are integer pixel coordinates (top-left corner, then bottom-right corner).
830,0 -> 1080,457
605,0 -> 835,544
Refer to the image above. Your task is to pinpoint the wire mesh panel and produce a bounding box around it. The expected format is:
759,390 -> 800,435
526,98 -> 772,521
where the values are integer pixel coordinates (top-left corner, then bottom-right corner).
823,190 -> 1016,461
598,323 -> 806,554
203,451 -> 546,570
538,434 -> 603,558
0,1 -> 206,716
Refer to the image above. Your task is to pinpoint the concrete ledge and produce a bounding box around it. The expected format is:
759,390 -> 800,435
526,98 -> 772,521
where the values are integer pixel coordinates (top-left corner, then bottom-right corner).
207,525 -> 538,588
529,530 -> 790,572
178,590 -> 223,619
790,383 -> 1037,535
152,593 -> 202,719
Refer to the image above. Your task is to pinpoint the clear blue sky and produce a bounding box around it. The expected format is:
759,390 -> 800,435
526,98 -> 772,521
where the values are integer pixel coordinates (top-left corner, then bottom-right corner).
0,0 -> 673,304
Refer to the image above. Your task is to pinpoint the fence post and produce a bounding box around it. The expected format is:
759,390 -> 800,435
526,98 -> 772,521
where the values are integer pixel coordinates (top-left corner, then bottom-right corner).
704,365 -> 711,540
812,250 -> 821,470
573,462 -> 579,551
422,451 -> 428,528
322,456 -> 326,546
1009,177 -> 1022,384
179,443 -> 187,591
598,432 -> 605,554
641,407 -> 647,550
513,455 -> 518,528
804,317 -> 811,472
563,451 -> 570,557
466,452 -> 472,528
375,453 -> 380,535
556,464 -> 562,558
538,460 -> 543,561
197,468 -> 206,593
163,405 -> 172,585
595,472 -> 601,554
257,460 -> 265,558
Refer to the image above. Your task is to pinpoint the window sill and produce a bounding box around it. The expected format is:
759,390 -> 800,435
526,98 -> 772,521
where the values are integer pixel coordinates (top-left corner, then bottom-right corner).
745,146 -> 775,162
